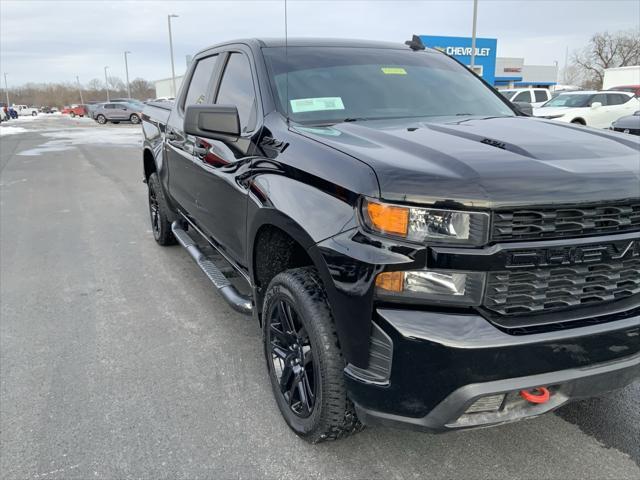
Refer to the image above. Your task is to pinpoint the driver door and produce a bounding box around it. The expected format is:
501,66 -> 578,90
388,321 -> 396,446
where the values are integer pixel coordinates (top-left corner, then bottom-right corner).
588,93 -> 609,128
192,49 -> 261,268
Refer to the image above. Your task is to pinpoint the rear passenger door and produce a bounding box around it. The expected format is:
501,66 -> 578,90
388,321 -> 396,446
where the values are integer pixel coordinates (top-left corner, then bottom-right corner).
532,89 -> 549,107
192,49 -> 261,268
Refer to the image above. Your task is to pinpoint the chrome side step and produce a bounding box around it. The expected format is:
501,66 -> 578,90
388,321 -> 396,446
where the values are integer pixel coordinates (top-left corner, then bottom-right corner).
171,221 -> 253,315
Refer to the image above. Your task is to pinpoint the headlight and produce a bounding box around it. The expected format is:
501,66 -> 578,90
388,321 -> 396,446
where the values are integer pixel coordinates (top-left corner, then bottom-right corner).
376,270 -> 485,306
362,199 -> 489,246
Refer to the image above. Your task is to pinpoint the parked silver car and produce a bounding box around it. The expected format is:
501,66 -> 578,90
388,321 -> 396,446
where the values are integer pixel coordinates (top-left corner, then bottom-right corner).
94,102 -> 142,125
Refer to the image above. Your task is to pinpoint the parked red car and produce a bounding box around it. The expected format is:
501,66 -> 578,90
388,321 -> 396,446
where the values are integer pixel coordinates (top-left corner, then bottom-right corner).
607,85 -> 640,97
61,105 -> 87,117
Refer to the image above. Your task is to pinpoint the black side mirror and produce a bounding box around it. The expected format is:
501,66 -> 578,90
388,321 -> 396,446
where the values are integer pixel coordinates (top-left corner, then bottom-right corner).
512,101 -> 532,116
184,105 -> 240,139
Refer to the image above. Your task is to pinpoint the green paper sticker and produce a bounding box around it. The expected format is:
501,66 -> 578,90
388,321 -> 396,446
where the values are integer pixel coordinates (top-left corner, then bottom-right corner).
290,97 -> 345,113
381,67 -> 407,75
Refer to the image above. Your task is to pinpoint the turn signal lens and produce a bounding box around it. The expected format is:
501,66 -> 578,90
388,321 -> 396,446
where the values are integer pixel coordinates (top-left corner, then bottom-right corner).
361,198 -> 489,246
366,201 -> 409,237
375,271 -> 404,292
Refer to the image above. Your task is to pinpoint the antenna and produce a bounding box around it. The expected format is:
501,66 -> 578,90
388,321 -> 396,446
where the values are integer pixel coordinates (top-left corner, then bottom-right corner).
405,35 -> 426,51
284,0 -> 290,125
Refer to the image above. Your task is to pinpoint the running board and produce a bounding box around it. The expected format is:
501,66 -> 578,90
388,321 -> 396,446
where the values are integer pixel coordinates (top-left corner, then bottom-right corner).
171,221 -> 253,315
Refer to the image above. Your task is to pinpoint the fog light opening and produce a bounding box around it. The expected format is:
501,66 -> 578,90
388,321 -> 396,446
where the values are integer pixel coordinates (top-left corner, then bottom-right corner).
464,393 -> 506,413
520,387 -> 550,404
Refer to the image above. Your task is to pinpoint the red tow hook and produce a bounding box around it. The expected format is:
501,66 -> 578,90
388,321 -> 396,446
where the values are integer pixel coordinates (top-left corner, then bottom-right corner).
520,387 -> 551,404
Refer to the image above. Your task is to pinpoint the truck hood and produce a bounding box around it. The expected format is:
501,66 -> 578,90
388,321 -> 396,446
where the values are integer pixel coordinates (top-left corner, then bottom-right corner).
293,116 -> 640,208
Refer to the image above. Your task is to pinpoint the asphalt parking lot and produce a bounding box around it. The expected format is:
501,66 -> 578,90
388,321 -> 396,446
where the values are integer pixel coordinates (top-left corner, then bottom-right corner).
1,115 -> 639,479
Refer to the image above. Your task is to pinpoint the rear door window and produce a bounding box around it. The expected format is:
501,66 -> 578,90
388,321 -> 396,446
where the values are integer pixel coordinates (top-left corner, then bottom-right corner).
184,55 -> 219,108
607,94 -> 630,105
534,90 -> 548,102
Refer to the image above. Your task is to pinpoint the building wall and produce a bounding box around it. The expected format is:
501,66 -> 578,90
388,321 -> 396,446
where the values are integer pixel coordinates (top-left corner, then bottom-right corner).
154,76 -> 184,98
521,65 -> 558,85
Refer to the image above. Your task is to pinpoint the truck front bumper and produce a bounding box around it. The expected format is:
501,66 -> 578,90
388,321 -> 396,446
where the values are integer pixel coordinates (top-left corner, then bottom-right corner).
345,309 -> 640,432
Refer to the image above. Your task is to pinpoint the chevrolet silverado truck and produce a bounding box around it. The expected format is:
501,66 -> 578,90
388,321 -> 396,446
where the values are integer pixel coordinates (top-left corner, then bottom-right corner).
141,37 -> 640,443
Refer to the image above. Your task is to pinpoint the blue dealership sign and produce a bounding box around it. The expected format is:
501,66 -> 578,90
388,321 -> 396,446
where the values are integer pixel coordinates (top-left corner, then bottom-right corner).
419,35 -> 498,85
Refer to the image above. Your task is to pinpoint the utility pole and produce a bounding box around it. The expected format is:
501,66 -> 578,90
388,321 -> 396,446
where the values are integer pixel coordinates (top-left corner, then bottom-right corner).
563,45 -> 569,84
76,76 -> 84,104
104,66 -> 110,102
124,51 -> 132,99
3,73 -> 9,107
469,0 -> 479,72
168,14 -> 179,97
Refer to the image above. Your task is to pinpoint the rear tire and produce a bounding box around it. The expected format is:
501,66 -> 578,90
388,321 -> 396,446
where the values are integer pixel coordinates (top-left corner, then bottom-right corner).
96,114 -> 106,124
130,114 -> 140,124
32,111 -> 37,116
147,172 -> 176,246
262,267 -> 363,443
70,112 -> 75,118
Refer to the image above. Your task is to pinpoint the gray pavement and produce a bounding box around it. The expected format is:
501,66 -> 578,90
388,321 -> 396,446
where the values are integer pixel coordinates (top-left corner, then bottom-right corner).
1,116 -> 639,479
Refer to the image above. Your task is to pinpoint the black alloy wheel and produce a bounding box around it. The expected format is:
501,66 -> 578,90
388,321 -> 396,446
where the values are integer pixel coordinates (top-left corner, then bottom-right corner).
262,267 -> 363,443
146,172 -> 175,245
267,297 -> 318,418
148,180 -> 160,240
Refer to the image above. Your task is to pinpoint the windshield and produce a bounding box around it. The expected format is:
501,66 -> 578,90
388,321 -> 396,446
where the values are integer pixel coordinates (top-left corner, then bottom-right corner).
262,47 -> 514,124
542,94 -> 594,108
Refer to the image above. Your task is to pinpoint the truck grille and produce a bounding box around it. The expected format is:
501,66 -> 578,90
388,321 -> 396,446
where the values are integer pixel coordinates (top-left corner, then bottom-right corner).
492,201 -> 640,242
484,258 -> 640,316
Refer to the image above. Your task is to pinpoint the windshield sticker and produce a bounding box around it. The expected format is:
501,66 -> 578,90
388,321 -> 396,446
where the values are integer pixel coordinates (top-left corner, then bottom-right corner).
381,67 -> 407,75
290,97 -> 345,113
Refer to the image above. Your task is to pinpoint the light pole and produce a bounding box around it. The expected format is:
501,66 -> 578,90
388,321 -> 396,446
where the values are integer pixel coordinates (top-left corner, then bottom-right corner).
3,73 -> 9,107
76,76 -> 84,104
167,14 -> 179,97
469,0 -> 479,73
124,51 -> 132,99
104,66 -> 110,102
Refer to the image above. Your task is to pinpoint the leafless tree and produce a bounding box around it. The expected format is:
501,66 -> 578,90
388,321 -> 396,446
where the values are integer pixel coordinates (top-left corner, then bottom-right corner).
572,29 -> 640,88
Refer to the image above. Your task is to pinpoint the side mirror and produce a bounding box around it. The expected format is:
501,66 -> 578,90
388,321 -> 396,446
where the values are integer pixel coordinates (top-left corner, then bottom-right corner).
591,102 -> 602,109
512,101 -> 532,116
184,104 -> 240,139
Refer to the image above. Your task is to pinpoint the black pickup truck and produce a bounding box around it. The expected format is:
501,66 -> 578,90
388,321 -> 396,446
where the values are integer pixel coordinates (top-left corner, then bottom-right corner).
142,37 -> 640,443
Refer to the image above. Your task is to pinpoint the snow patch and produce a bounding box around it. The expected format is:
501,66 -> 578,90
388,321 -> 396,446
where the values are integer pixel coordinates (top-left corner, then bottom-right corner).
17,127 -> 142,156
0,126 -> 29,136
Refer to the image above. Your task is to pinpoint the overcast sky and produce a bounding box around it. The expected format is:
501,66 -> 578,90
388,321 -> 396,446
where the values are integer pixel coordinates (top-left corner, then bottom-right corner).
1,0 -> 638,86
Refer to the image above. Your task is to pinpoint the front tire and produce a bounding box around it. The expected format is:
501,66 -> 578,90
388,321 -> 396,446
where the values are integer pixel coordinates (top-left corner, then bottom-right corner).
263,267 -> 363,443
147,172 -> 176,245
70,111 -> 75,118
96,114 -> 106,124
130,114 -> 140,124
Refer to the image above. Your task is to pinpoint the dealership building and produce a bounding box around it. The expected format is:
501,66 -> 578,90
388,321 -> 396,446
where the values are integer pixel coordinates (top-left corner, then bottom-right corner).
420,35 -> 558,89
